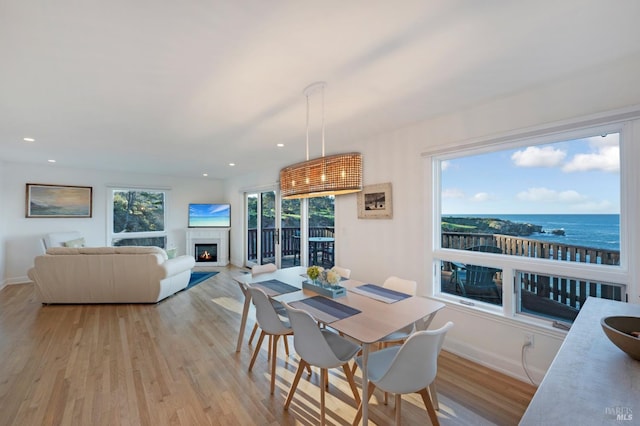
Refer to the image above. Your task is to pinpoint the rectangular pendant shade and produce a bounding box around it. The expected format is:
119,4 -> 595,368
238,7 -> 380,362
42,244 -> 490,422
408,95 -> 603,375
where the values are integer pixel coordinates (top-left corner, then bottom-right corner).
280,152 -> 362,199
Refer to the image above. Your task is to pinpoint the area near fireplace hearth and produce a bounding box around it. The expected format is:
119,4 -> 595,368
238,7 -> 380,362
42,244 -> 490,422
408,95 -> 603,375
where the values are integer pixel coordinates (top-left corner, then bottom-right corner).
186,228 -> 229,266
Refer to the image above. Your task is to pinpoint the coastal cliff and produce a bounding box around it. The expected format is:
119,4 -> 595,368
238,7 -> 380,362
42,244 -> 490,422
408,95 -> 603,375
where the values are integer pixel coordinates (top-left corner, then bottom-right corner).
442,216 -> 545,236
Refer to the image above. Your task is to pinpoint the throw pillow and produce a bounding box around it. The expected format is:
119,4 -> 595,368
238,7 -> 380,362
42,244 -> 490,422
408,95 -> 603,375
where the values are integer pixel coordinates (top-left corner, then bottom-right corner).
63,237 -> 85,248
166,247 -> 177,259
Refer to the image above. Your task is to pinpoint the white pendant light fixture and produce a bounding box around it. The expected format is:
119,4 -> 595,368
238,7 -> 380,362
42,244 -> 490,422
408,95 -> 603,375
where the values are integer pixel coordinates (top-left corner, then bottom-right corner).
280,82 -> 362,199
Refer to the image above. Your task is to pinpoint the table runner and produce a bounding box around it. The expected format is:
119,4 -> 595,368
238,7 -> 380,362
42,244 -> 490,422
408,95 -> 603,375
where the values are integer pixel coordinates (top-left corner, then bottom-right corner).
252,279 -> 299,297
289,296 -> 361,324
349,284 -> 411,303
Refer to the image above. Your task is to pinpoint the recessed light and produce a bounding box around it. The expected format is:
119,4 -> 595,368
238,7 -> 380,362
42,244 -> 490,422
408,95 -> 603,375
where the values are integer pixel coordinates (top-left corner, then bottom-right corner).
277,143 -> 284,148
228,163 -> 235,167
202,173 -> 208,177
47,159 -> 56,163
23,137 -> 35,142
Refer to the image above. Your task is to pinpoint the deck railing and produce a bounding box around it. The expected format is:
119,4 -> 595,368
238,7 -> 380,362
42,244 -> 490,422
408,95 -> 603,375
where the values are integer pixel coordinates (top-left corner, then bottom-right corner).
247,226 -> 334,260
442,232 -> 624,317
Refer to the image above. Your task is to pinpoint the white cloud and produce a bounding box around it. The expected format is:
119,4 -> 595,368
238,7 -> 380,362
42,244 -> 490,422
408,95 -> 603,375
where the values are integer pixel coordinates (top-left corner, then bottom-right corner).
471,192 -> 491,202
442,188 -> 464,199
511,146 -> 566,167
516,187 -> 586,203
441,160 -> 451,171
563,144 -> 619,173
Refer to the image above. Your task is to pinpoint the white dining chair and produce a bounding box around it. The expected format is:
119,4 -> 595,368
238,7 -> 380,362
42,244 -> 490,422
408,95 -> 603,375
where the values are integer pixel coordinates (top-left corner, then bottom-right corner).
378,276 -> 417,345
247,263 -> 286,349
352,321 -> 454,426
283,303 -> 362,426
247,287 -> 293,395
331,266 -> 351,279
350,276 -> 418,404
251,263 -> 277,275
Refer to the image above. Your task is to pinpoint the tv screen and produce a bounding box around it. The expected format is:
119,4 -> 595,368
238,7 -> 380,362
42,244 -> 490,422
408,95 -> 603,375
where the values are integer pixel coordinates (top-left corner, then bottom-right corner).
188,203 -> 231,228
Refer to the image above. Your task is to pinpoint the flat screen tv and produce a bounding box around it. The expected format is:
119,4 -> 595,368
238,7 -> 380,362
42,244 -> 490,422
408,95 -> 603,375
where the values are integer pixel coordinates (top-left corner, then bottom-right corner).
188,203 -> 231,228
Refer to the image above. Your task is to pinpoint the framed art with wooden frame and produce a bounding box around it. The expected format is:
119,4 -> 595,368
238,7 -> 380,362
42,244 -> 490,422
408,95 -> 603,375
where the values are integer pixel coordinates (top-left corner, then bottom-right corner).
357,182 -> 393,219
26,183 -> 93,218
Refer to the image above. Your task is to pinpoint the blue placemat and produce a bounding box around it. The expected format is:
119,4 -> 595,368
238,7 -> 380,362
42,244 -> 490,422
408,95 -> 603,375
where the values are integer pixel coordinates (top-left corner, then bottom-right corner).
252,279 -> 299,297
290,296 -> 361,324
349,284 -> 411,303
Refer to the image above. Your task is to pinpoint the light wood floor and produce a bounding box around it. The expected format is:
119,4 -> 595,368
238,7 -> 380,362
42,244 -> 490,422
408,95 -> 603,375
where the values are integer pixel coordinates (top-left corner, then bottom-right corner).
0,267 -> 536,426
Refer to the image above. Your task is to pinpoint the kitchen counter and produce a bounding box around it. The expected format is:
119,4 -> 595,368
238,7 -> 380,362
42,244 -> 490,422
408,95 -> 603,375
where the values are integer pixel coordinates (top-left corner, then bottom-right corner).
520,297 -> 639,425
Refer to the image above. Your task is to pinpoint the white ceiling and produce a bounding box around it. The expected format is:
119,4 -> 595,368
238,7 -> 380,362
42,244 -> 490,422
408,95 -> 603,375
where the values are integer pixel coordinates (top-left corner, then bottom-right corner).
2,1 -> 640,179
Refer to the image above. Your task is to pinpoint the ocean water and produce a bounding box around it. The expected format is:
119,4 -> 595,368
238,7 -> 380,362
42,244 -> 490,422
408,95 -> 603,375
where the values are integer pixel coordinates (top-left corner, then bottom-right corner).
451,214 -> 620,251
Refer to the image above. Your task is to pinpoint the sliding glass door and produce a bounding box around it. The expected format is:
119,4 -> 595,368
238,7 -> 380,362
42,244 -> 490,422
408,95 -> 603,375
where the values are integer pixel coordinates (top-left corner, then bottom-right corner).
245,190 -> 278,267
244,190 -> 335,269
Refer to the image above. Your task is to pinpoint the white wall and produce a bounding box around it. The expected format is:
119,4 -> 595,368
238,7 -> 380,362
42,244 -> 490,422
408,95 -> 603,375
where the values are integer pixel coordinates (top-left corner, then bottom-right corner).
226,53 -> 640,383
1,162 -> 225,284
0,161 -> 5,289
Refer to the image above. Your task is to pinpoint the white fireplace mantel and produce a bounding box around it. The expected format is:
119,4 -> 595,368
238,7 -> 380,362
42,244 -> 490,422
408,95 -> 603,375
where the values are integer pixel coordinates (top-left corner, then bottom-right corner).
186,228 -> 230,266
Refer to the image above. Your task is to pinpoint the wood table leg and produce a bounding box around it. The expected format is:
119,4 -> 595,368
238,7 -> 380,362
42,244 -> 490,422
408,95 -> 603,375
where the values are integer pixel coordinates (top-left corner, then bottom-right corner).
361,343 -> 370,425
236,288 -> 252,352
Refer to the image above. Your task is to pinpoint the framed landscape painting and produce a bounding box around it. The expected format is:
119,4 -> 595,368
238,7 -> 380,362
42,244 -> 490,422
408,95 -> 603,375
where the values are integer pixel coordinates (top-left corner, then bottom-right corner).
357,182 -> 393,219
26,183 -> 93,218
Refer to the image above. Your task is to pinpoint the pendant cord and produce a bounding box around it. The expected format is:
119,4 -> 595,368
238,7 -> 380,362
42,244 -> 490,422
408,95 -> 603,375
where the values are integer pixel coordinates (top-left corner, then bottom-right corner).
321,84 -> 325,157
305,93 -> 310,161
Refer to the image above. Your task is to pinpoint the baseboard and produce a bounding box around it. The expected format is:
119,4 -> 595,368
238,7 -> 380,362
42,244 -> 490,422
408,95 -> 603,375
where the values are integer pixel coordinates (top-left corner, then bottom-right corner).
443,336 -> 544,385
3,276 -> 31,286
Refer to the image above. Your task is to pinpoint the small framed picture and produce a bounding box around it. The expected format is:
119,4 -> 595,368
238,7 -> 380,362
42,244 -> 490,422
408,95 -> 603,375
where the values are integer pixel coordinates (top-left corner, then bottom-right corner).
357,182 -> 393,219
26,183 -> 93,218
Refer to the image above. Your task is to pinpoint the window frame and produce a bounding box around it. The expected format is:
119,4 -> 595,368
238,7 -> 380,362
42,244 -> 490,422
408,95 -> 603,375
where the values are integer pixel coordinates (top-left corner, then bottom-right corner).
107,186 -> 169,248
425,117 -> 636,327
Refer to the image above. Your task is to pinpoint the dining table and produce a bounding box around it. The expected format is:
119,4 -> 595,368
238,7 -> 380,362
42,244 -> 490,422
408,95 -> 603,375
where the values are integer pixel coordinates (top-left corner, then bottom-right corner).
232,266 -> 445,425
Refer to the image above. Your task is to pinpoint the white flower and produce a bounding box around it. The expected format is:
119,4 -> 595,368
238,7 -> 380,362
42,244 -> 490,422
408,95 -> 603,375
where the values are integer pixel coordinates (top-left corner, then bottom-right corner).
326,270 -> 340,285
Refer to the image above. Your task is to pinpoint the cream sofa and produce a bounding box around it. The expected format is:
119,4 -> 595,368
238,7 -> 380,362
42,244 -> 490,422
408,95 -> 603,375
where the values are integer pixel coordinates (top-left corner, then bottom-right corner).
28,246 -> 196,304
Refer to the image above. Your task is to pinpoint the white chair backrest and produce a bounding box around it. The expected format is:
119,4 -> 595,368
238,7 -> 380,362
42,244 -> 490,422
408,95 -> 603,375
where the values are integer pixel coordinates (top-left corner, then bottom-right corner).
375,321 -> 454,394
284,304 -> 345,369
331,266 -> 351,279
383,276 -> 417,296
251,263 -> 277,276
248,287 -> 291,335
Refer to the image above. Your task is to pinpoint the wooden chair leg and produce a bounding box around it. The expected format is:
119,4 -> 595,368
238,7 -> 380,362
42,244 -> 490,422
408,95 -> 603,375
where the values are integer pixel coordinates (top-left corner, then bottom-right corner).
284,360 -> 308,410
267,335 -> 272,362
248,331 -> 266,371
429,382 -> 439,410
325,354 -> 330,391
352,382 -> 376,426
283,334 -> 290,357
248,323 -> 259,346
342,363 -> 361,405
395,394 -> 401,425
418,388 -> 440,426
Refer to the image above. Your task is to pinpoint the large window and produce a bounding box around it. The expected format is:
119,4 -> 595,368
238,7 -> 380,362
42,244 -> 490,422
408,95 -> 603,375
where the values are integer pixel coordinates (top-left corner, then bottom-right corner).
108,188 -> 167,248
431,124 -> 628,324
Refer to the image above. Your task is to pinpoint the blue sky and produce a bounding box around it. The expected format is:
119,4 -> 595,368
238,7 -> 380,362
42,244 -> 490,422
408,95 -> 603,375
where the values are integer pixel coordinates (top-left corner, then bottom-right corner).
441,133 -> 620,214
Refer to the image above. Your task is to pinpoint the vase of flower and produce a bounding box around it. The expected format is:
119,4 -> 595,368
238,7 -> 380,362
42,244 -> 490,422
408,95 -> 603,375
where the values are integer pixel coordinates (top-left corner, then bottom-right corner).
303,265 -> 346,298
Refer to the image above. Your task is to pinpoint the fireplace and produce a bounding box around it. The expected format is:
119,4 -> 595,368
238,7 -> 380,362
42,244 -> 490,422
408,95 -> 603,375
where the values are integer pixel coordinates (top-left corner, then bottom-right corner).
186,229 -> 229,266
195,243 -> 218,263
